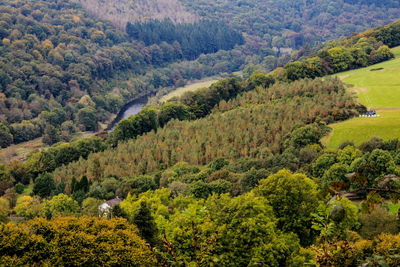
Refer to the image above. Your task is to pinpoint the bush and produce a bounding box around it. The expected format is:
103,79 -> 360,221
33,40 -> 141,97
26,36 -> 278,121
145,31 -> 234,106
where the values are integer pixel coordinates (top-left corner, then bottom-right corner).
0,122 -> 13,148
32,173 -> 55,198
358,137 -> 383,152
358,206 -> 398,239
14,183 -> 25,194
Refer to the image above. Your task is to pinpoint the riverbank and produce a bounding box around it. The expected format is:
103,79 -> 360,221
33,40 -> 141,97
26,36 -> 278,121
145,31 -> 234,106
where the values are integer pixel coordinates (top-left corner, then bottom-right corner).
108,76 -> 226,129
106,90 -> 157,130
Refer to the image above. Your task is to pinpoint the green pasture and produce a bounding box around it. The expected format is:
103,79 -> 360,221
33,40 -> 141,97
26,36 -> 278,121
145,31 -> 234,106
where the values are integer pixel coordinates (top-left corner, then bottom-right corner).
323,110 -> 400,148
339,46 -> 400,108
324,46 -> 400,148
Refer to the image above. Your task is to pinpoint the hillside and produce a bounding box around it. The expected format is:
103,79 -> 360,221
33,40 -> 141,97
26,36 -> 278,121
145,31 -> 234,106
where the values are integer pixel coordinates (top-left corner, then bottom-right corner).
53,77 -> 359,182
3,18 -> 400,265
0,0 -> 244,149
72,0 -> 197,30
72,0 -> 400,51
180,0 -> 400,48
1,0 -> 400,151
324,46 -> 400,148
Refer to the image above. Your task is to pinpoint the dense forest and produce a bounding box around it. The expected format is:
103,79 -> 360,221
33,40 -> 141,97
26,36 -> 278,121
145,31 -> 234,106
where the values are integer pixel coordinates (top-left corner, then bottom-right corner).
1,0 -> 399,149
52,77 -> 360,182
0,0 -> 246,149
126,19 -> 244,60
180,0 -> 400,48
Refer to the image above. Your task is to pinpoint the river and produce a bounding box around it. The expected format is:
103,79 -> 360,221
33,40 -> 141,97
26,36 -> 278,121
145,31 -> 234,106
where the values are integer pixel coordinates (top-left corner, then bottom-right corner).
108,77 -> 221,130
107,93 -> 154,130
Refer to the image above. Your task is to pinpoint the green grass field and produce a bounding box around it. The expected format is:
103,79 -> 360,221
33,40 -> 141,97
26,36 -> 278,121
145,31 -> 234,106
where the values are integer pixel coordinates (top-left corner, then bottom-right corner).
339,46 -> 400,108
323,46 -> 400,148
323,110 -> 400,148
160,78 -> 220,102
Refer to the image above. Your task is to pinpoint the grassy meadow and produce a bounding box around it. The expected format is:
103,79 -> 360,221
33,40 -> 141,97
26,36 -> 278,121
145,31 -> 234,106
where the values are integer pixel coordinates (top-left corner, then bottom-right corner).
0,131 -> 95,163
340,46 -> 400,108
323,46 -> 400,148
160,78 -> 220,102
323,110 -> 400,148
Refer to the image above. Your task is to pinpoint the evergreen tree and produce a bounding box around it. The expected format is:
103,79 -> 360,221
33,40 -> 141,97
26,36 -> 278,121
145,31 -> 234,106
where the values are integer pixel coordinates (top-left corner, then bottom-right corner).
111,204 -> 125,218
32,173 -> 55,198
126,19 -> 244,60
0,122 -> 13,148
132,201 -> 158,246
42,125 -> 61,146
75,176 -> 90,193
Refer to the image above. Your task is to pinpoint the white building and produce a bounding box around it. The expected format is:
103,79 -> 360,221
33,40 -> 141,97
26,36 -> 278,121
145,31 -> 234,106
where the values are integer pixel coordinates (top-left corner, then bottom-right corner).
98,197 -> 122,218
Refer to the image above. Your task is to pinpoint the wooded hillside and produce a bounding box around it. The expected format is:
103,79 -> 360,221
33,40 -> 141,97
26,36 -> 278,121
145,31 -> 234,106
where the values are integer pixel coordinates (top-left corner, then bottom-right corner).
72,0 -> 197,30
53,77 -> 360,183
0,0 -> 244,149
2,17 -> 400,265
180,0 -> 400,48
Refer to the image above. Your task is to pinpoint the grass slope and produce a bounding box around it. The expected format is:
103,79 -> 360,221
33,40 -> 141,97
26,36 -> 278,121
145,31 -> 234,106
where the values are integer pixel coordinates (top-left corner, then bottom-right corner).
340,46 -> 400,108
323,46 -> 400,148
160,78 -> 219,102
0,132 -> 95,163
323,110 -> 400,148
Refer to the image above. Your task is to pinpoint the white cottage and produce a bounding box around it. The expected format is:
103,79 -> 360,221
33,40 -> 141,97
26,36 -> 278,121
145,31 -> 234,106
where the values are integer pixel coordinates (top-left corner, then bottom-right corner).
98,197 -> 122,218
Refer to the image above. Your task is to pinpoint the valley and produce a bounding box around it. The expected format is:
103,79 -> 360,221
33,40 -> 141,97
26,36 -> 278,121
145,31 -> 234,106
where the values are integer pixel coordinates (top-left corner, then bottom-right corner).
2,0 -> 400,265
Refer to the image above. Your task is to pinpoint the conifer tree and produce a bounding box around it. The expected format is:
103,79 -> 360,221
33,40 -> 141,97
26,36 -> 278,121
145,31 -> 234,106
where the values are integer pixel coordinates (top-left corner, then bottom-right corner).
132,201 -> 158,246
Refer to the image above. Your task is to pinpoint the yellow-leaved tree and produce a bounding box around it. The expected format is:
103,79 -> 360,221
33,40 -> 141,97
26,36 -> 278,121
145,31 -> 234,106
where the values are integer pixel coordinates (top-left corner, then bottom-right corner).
0,217 -> 157,266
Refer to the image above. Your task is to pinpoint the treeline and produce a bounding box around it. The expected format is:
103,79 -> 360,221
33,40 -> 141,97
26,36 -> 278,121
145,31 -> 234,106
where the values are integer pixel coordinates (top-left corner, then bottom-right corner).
282,26 -> 398,81
126,19 -> 244,60
369,19 -> 400,48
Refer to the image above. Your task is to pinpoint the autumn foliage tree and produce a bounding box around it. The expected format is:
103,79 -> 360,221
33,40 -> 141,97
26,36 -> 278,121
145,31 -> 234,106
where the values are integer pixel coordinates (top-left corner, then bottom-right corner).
0,217 -> 157,266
